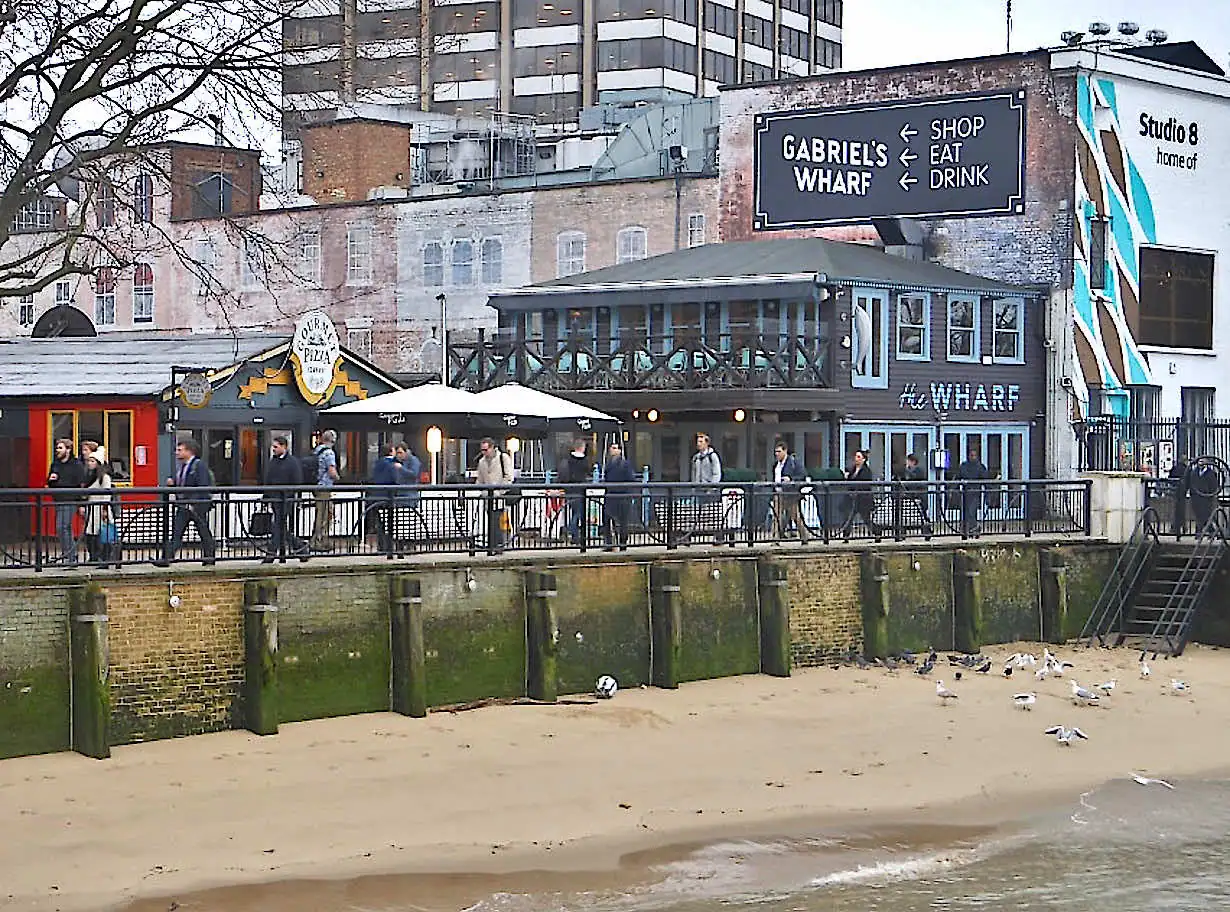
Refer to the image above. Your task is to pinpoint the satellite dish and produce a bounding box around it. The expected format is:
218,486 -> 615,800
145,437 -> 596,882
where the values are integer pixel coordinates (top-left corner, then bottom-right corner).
50,146 -> 81,201
1088,21 -> 1112,36
1146,29 -> 1168,44
1117,22 -> 1140,36
852,303 -> 872,375
1060,30 -> 1085,46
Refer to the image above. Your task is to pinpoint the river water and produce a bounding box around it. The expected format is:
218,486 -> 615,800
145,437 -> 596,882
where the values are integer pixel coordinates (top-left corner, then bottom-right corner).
466,778 -> 1230,912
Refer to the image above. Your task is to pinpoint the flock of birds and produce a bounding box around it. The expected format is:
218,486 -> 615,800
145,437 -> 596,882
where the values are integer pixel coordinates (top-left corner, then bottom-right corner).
844,645 -> 1192,768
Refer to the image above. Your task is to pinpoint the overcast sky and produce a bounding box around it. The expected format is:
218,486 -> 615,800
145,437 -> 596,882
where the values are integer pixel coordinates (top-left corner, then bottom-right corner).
843,0 -> 1230,73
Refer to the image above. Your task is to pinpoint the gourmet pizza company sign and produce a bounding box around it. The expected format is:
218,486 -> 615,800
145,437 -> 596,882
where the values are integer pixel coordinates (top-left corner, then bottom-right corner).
753,90 -> 1026,229
291,310 -> 342,405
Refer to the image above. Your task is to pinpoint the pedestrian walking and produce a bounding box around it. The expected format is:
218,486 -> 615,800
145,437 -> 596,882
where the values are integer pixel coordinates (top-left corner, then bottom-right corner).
308,429 -> 340,551
158,438 -> 215,566
602,441 -> 635,550
771,441 -> 811,542
368,443 -> 401,553
901,453 -> 933,536
842,449 -> 881,539
476,437 -> 514,551
956,449 -> 990,535
262,435 -> 306,563
46,437 -> 86,564
83,447 -> 118,566
557,438 -> 591,545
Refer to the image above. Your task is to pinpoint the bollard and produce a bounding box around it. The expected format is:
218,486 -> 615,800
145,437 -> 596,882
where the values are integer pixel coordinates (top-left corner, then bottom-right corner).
243,580 -> 279,735
69,583 -> 110,759
952,550 -> 984,654
860,552 -> 890,659
526,571 -> 558,701
757,559 -> 791,677
1039,548 -> 1069,644
650,563 -> 682,688
390,576 -> 427,717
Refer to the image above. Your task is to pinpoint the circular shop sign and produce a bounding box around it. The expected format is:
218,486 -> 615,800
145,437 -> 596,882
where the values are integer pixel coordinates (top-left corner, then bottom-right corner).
179,372 -> 212,408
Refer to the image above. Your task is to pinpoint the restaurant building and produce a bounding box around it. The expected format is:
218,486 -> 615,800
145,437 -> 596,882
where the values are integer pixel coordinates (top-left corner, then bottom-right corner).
449,236 -> 1045,483
0,311 -> 400,493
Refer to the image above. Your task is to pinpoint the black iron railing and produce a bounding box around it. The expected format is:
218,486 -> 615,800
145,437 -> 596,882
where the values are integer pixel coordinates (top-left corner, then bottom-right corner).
447,330 -> 831,392
0,479 -> 1091,571
1077,416 -> 1230,472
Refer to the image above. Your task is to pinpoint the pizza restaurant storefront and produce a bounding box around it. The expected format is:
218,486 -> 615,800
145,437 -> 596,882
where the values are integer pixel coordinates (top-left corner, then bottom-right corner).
0,312 -> 402,493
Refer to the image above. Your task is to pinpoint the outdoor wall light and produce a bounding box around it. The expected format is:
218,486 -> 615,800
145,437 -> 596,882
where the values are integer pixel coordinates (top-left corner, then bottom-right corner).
631,409 -> 641,419
733,409 -> 746,423
647,409 -> 660,422
710,565 -> 721,580
426,426 -> 443,454
506,436 -> 520,454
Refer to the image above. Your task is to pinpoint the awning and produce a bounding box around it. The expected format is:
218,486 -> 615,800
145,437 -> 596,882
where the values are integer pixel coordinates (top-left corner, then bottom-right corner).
319,382 -> 549,435
470,384 -> 622,433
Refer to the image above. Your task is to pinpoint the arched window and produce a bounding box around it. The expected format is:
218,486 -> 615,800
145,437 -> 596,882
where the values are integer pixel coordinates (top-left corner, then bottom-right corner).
481,237 -> 503,284
451,238 -> 474,286
616,226 -> 647,264
133,174 -> 154,223
423,242 -> 444,286
556,231 -> 586,277
94,267 -> 116,325
133,263 -> 154,323
96,181 -> 116,228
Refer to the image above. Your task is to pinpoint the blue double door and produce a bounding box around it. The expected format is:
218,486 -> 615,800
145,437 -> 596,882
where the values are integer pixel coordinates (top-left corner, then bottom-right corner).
841,423 -> 1030,481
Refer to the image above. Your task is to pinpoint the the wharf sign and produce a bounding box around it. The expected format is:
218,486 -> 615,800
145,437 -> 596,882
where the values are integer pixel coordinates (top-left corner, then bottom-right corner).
753,90 -> 1026,229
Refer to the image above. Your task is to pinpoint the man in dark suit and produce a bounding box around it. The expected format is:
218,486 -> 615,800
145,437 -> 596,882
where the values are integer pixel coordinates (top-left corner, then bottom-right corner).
159,438 -> 215,565
956,449 -> 990,536
262,435 -> 306,562
771,441 -> 812,542
602,442 -> 636,550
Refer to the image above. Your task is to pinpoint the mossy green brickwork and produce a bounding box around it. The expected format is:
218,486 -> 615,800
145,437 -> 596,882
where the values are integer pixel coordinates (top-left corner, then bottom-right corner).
676,559 -> 760,682
553,563 -> 650,695
884,551 -> 954,653
0,585 -> 71,759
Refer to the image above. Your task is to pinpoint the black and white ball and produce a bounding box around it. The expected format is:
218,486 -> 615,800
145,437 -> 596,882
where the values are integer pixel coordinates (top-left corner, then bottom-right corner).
595,675 -> 618,699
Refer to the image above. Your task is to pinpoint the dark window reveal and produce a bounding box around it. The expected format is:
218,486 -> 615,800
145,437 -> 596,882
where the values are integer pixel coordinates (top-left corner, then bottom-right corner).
1138,247 -> 1214,349
1089,217 -> 1108,291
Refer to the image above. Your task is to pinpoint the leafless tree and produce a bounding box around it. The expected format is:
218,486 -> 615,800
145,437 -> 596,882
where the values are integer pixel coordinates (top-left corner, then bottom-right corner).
0,0 -> 298,306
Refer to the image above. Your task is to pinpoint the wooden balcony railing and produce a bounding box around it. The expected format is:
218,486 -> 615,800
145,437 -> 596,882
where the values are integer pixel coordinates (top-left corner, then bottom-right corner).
448,331 -> 832,392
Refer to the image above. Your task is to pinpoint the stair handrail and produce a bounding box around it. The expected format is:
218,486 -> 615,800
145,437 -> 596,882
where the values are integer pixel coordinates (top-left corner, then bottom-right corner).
1079,506 -> 1161,647
1147,506 -> 1230,655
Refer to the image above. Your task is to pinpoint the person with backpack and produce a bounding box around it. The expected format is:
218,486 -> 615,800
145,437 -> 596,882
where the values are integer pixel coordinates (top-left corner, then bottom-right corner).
690,431 -> 725,541
557,437 -> 592,545
157,438 -> 216,566
476,437 -> 514,551
262,435 -> 307,563
308,429 -> 340,551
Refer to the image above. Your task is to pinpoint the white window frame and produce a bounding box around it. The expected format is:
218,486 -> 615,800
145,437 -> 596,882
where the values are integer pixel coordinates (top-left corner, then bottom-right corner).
240,238 -> 265,290
991,297 -> 1025,364
946,294 -> 980,363
895,293 -> 929,362
850,287 -> 889,390
297,228 -> 322,285
18,294 -> 34,327
345,317 -> 374,360
95,180 -> 116,228
94,268 -> 116,326
133,173 -> 154,224
13,199 -> 53,231
616,226 -> 648,264
480,237 -> 503,285
423,241 -> 444,287
54,280 -> 72,305
346,224 -> 374,285
556,231 -> 586,277
193,239 -> 217,297
132,263 -> 154,323
451,238 -> 474,286
687,213 -> 706,248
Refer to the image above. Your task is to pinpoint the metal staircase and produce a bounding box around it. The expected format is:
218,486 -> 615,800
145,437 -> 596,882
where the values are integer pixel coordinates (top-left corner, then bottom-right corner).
1081,508 -> 1228,657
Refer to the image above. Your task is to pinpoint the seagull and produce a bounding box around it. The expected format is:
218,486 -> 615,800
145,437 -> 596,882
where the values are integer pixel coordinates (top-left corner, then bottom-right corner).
1003,665 -> 1014,678
1071,680 -> 1101,706
1047,658 -> 1074,678
1096,679 -> 1117,696
936,680 -> 959,703
1131,773 -> 1175,790
1044,725 -> 1089,746
1035,664 -> 1051,681
1013,692 -> 1037,711
1170,679 -> 1191,694
1140,660 -> 1151,679
1012,652 -> 1038,668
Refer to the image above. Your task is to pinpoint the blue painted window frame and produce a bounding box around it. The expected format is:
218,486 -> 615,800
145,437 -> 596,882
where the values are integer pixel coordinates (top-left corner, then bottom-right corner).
946,294 -> 980,364
851,286 -> 889,390
895,293 -> 930,362
991,297 -> 1026,365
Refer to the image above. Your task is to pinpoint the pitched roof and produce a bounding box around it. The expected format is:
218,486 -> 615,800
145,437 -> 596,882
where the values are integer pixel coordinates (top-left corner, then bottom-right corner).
0,334 -> 277,398
495,237 -> 1035,307
1119,42 -> 1226,77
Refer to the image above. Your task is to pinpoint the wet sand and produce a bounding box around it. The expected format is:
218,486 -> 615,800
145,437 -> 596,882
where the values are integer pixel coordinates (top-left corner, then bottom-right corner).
2,642 -> 1227,912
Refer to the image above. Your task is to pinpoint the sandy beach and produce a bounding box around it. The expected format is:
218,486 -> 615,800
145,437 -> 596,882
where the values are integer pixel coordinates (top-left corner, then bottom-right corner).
2,641 -> 1228,912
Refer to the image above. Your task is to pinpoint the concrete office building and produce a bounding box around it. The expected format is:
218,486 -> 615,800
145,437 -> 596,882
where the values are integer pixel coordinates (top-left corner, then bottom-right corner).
281,0 -> 844,128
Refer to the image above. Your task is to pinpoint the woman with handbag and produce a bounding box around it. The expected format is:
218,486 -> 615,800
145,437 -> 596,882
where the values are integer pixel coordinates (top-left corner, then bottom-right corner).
83,448 -> 118,566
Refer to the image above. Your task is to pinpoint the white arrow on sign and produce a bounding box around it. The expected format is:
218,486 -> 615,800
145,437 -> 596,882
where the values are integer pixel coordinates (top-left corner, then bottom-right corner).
899,172 -> 918,191
900,123 -> 918,142
899,148 -> 918,167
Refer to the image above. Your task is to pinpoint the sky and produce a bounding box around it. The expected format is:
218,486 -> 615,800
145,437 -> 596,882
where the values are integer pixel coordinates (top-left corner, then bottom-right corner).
843,0 -> 1230,73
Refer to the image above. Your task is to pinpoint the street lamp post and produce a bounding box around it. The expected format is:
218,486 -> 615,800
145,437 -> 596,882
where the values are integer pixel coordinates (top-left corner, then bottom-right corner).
436,292 -> 448,386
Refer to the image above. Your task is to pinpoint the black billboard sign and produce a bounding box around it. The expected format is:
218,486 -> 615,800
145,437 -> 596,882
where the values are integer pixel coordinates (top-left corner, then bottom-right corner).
753,90 -> 1026,229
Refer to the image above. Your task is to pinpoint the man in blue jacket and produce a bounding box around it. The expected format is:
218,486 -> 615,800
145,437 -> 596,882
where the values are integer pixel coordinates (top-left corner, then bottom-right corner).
602,441 -> 636,550
368,444 -> 401,553
771,441 -> 812,542
158,438 -> 215,565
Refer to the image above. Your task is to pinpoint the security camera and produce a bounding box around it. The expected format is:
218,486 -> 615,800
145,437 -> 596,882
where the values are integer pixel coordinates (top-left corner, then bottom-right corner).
1061,376 -> 1075,390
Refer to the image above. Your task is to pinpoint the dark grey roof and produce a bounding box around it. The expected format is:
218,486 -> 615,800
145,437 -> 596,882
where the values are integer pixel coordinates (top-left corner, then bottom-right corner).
1119,42 -> 1225,77
0,334 -> 278,398
516,237 -> 1035,299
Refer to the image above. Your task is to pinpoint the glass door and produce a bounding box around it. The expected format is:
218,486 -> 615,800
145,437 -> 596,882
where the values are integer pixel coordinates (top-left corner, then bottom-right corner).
842,424 -> 935,480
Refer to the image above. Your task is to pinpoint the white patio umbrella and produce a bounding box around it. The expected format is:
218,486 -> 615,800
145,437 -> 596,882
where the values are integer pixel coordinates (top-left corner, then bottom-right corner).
470,384 -> 621,432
